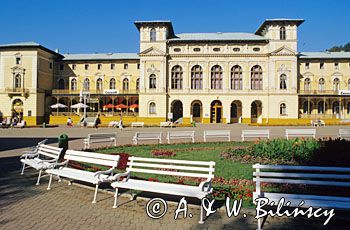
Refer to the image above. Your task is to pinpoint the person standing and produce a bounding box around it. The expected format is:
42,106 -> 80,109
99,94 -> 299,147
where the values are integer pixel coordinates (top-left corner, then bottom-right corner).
67,117 -> 73,127
118,116 -> 123,129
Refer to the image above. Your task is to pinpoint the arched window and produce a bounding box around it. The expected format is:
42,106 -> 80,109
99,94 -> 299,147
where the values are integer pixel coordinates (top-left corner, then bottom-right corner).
71,78 -> 77,91
318,101 -> 325,114
149,74 -> 156,89
251,65 -> 263,90
191,65 -> 203,89
280,74 -> 287,90
123,78 -> 129,90
347,102 -> 350,114
348,79 -> 350,90
318,78 -> 325,91
171,65 -> 183,89
14,74 -> 21,88
150,28 -> 156,42
109,78 -> 116,90
136,78 -> 140,91
149,102 -> 156,114
231,65 -> 242,90
333,78 -> 340,91
280,103 -> 287,115
280,26 -> 286,40
304,78 -> 311,91
96,78 -> 103,91
83,78 -> 90,91
58,79 -> 65,89
211,65 -> 223,89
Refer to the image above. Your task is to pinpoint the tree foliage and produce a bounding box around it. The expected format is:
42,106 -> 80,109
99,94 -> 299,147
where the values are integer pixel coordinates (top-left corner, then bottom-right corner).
327,42 -> 350,52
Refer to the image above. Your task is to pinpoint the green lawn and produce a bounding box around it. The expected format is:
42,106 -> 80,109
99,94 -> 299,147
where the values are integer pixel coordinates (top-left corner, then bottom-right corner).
97,141 -> 253,181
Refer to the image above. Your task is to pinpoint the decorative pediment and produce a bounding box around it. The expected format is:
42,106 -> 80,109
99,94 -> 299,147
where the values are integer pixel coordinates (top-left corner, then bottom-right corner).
95,72 -> 105,77
277,64 -> 291,73
146,64 -> 160,75
332,72 -> 343,77
139,47 -> 166,56
11,66 -> 25,74
270,46 -> 296,56
301,71 -> 314,77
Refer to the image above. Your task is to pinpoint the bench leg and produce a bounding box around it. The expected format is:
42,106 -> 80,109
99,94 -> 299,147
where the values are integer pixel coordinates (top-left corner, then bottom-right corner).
58,176 -> 62,182
92,184 -> 99,204
36,169 -> 42,185
113,188 -> 119,208
47,174 -> 53,190
199,200 -> 204,224
20,163 -> 25,175
257,215 -> 267,230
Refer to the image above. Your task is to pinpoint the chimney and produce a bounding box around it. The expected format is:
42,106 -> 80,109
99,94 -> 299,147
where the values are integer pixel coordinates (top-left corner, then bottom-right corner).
55,48 -> 60,53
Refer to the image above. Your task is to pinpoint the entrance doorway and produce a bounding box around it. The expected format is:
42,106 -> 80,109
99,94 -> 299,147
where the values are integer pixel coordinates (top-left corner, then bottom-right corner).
251,100 -> 262,123
12,98 -> 24,120
191,100 -> 202,123
210,100 -> 223,123
171,100 -> 183,122
230,100 -> 242,123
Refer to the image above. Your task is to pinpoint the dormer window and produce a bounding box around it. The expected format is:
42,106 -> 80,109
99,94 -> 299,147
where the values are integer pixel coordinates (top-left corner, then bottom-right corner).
213,48 -> 221,52
193,48 -> 201,52
174,48 -> 181,52
16,57 -> 21,65
150,28 -> 156,42
280,26 -> 286,40
233,48 -> 240,52
253,47 -> 260,52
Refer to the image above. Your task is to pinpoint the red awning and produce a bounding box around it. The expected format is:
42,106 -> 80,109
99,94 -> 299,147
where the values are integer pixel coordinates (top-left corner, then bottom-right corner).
129,104 -> 139,109
103,104 -> 116,109
116,104 -> 128,109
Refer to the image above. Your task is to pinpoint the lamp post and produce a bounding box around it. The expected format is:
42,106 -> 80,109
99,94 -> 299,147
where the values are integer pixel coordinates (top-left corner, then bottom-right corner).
80,80 -> 90,119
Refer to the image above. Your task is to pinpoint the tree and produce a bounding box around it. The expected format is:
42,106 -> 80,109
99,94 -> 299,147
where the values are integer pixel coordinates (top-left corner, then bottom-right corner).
327,42 -> 350,52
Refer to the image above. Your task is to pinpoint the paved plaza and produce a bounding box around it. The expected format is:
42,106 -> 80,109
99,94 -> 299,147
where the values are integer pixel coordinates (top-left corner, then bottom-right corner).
1,124 -> 350,229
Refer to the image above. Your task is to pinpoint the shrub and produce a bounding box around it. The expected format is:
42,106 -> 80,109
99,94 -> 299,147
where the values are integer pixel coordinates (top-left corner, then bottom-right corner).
222,138 -> 321,164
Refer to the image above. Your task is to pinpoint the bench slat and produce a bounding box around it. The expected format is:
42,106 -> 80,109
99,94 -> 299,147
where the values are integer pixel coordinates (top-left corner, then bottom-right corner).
127,168 -> 214,178
129,157 -> 215,166
253,178 -> 350,187
253,164 -> 350,172
254,172 -> 350,179
127,162 -> 215,172
65,150 -> 119,167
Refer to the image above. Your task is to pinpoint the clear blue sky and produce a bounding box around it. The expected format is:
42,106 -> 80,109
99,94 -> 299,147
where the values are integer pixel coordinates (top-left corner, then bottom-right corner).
0,0 -> 349,54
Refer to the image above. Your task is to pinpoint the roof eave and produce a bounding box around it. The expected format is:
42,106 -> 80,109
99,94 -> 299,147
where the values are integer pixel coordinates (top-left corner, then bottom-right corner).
255,19 -> 305,35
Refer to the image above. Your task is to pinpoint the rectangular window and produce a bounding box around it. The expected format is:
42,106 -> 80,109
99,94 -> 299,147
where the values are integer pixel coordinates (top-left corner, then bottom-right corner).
305,63 -> 310,69
85,64 -> 89,70
49,62 -> 53,69
60,64 -> 64,70
335,62 -> 339,70
98,64 -> 102,70
111,64 -> 115,70
320,63 -> 324,69
28,110 -> 32,117
137,63 -> 140,69
124,64 -> 128,69
16,57 -> 21,65
72,64 -> 76,70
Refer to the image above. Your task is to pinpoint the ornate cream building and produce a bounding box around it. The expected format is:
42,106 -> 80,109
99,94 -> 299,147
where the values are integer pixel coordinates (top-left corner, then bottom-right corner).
1,19 -> 350,125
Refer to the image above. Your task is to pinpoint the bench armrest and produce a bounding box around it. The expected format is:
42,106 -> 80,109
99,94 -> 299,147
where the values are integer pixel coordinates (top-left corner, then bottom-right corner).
37,158 -> 58,163
21,152 -> 39,159
94,168 -> 114,181
47,160 -> 69,169
199,179 -> 213,193
110,171 -> 131,182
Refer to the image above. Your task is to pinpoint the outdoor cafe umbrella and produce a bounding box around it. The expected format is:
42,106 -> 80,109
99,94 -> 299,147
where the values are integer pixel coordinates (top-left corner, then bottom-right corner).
50,103 -> 68,116
115,104 -> 128,109
50,103 -> 68,109
70,103 -> 90,109
129,104 -> 139,109
103,104 -> 116,109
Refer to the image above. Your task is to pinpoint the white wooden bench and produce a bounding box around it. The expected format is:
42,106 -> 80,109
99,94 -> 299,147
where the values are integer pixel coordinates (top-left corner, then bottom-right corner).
166,131 -> 195,144
285,129 -> 316,140
203,130 -> 230,142
83,133 -> 117,149
131,122 -> 144,128
241,130 -> 269,141
253,164 -> 350,230
111,157 -> 215,224
132,132 -> 162,145
339,129 -> 350,139
160,121 -> 172,128
46,150 -> 120,203
20,142 -> 63,185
